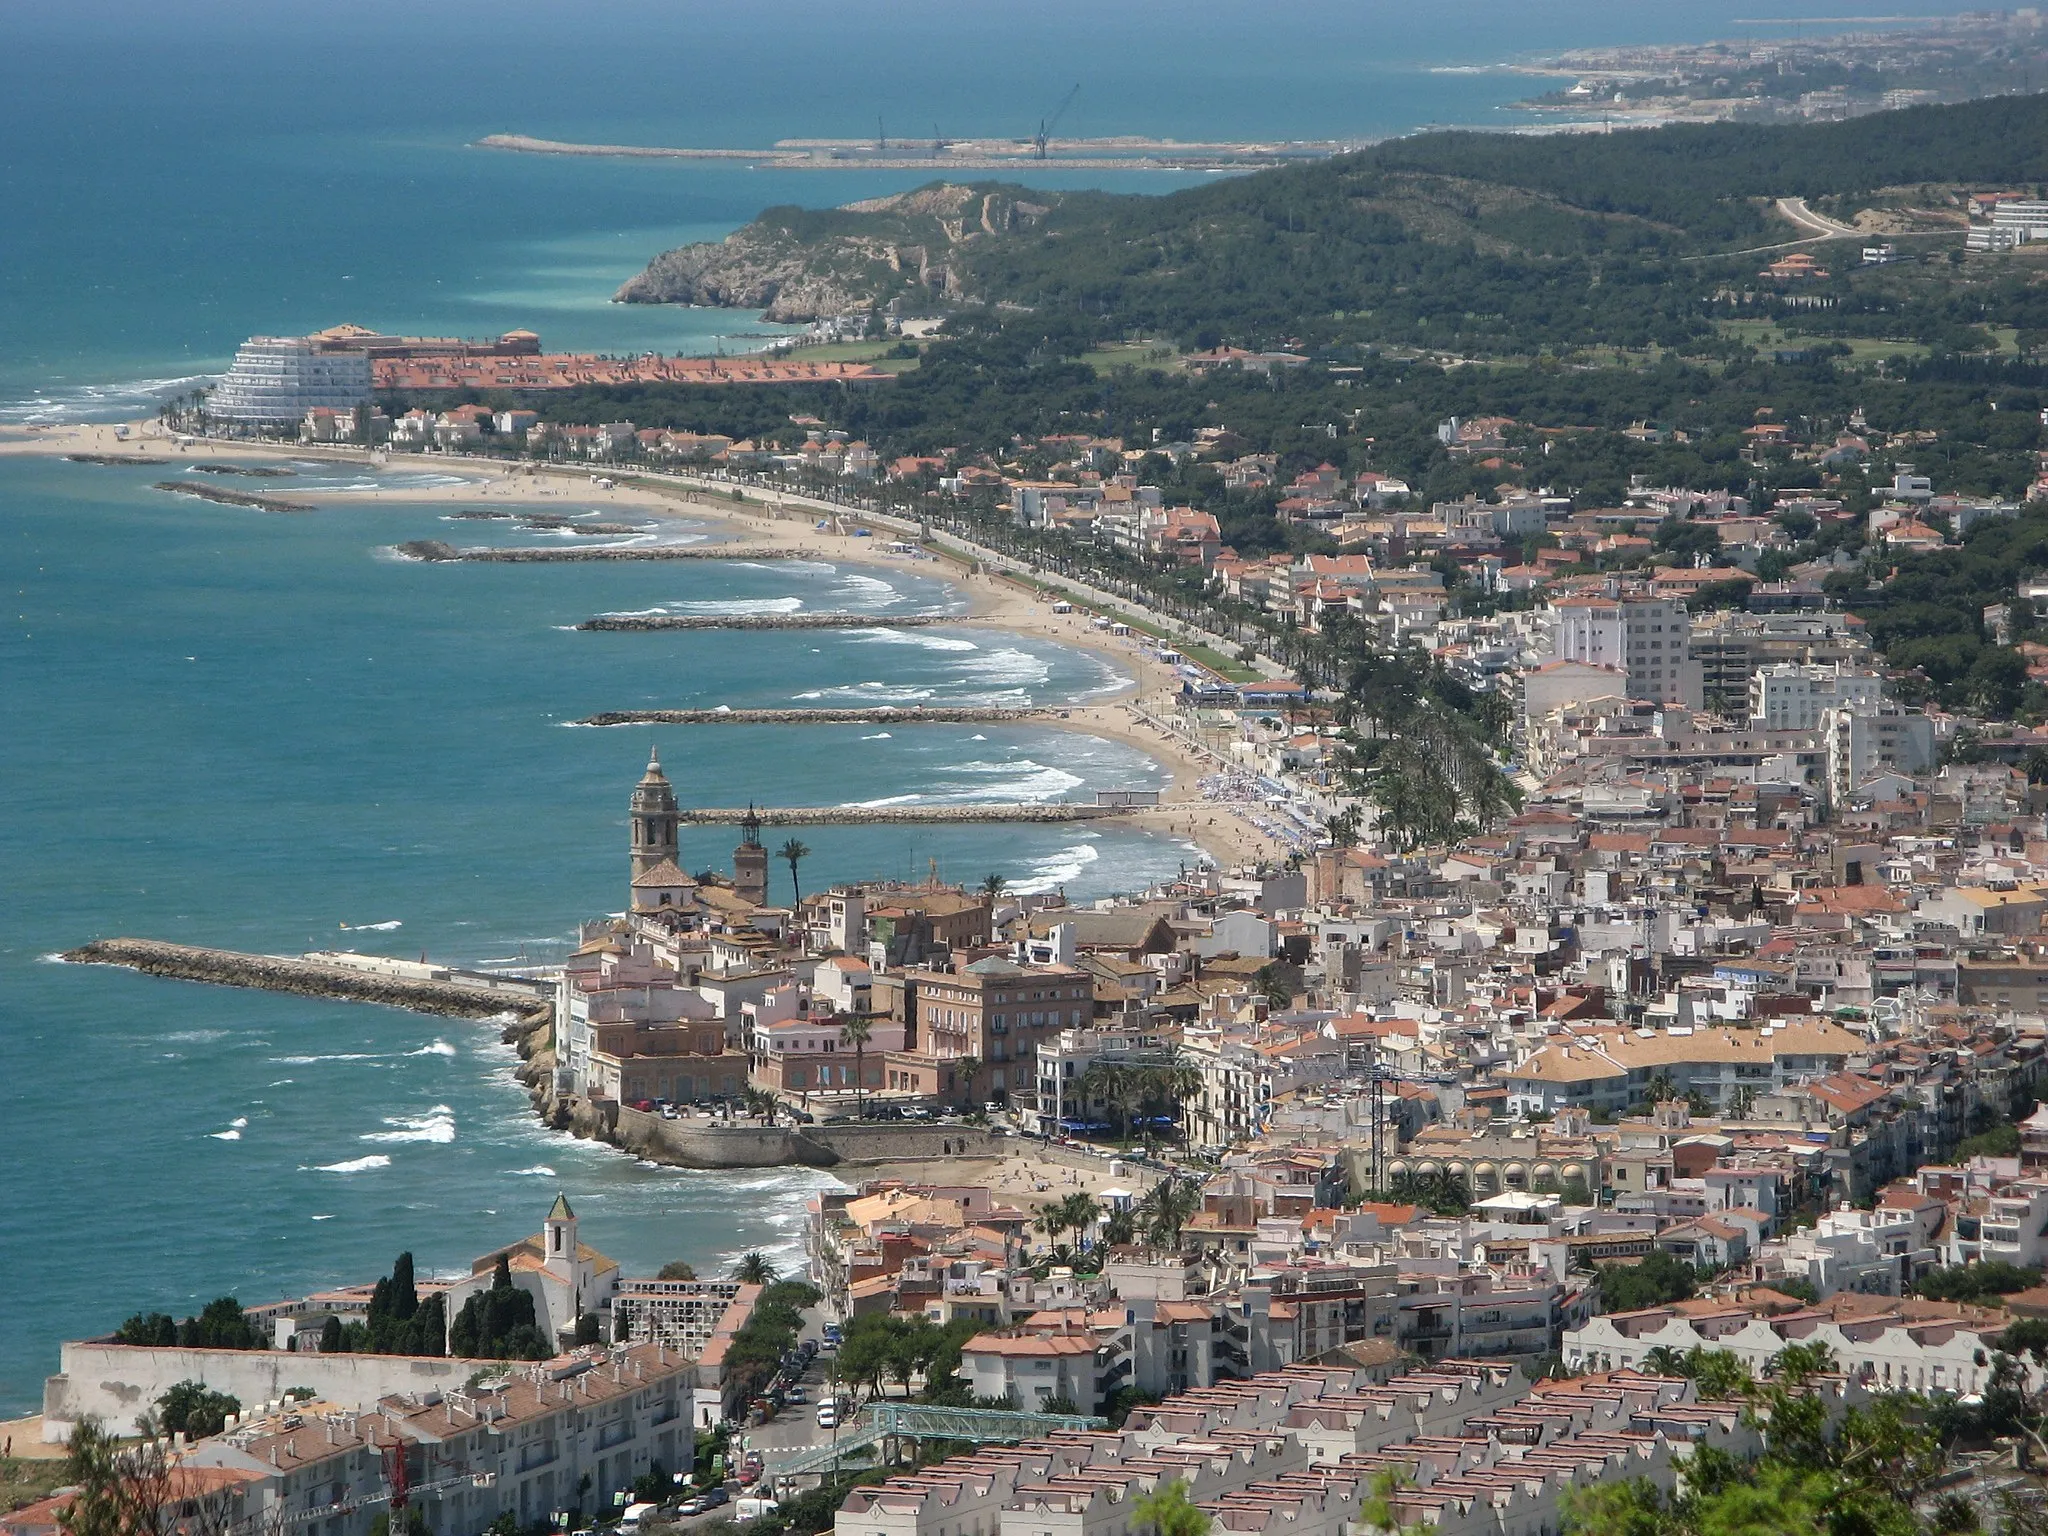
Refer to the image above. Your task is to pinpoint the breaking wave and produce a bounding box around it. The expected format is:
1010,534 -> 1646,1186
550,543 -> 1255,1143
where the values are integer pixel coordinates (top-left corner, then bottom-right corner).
307,1155 -> 392,1174
1,372 -> 216,425
361,1105 -> 456,1144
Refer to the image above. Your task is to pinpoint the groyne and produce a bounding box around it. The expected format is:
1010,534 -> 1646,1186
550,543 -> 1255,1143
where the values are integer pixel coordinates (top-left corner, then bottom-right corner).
67,453 -> 170,466
577,613 -> 948,632
190,463 -> 295,478
395,539 -> 799,563
61,938 -> 549,1021
577,705 -> 1051,726
154,481 -> 314,514
448,511 -> 647,536
677,804 -> 1115,825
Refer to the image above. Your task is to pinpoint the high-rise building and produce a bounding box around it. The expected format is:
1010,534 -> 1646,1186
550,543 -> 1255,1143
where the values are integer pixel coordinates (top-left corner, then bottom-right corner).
208,336 -> 372,427
1549,593 -> 1701,709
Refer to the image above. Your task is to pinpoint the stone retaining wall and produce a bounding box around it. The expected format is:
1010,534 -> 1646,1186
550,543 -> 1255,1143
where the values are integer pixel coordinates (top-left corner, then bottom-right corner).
43,1344 -> 483,1443
608,1108 -> 1002,1169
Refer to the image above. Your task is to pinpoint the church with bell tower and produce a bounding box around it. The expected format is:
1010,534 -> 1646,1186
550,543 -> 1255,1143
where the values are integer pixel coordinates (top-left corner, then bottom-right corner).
629,746 -> 681,881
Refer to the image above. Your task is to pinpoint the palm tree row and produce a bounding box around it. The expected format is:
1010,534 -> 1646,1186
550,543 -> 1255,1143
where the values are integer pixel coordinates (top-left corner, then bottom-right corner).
1072,1057 -> 1204,1143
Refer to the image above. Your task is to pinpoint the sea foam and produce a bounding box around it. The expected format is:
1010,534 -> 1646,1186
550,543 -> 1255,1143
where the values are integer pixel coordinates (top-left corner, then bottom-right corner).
308,1155 -> 392,1174
361,1105 -> 455,1144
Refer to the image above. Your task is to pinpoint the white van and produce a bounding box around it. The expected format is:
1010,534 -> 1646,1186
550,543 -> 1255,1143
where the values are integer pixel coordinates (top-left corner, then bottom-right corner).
620,1503 -> 659,1532
736,1496 -> 780,1521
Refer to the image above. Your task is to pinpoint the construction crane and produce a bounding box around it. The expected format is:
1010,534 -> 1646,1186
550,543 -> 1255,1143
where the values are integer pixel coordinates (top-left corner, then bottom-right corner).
1032,83 -> 1081,160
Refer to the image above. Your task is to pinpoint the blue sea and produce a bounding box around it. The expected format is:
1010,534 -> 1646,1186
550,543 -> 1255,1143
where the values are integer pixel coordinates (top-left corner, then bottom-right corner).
0,0 -> 1989,1417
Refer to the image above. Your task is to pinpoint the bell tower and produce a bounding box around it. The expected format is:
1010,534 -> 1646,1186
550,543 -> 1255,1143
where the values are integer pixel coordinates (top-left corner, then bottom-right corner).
630,747 -> 681,882
733,804 -> 769,905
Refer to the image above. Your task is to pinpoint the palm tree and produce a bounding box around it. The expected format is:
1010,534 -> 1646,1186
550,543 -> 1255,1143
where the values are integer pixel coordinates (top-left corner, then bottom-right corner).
1139,1177 -> 1202,1252
1103,1207 -> 1138,1247
1033,1203 -> 1071,1258
777,837 -> 810,907
1644,1071 -> 1678,1108
1059,1192 -> 1102,1251
840,1016 -> 873,1115
729,1251 -> 779,1285
955,1055 -> 981,1109
1641,1346 -> 1688,1378
980,872 -> 1008,899
740,1086 -> 779,1124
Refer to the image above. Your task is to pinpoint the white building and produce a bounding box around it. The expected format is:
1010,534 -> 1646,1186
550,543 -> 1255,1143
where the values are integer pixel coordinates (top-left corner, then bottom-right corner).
1563,1308 -> 2019,1397
209,337 -> 372,428
1550,594 -> 1702,709
1824,702 -> 1937,799
1748,663 -> 1885,731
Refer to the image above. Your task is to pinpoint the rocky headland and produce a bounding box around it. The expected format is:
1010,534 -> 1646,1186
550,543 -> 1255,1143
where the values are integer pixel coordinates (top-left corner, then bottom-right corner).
614,184 -> 1056,320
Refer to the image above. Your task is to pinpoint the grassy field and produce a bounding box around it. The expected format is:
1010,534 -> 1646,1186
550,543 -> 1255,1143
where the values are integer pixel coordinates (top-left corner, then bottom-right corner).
1077,342 -> 1184,376
762,339 -> 922,373
1715,318 -> 1932,363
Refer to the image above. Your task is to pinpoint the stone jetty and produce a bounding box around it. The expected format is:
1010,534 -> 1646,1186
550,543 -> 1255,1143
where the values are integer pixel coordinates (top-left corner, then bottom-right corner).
677,804 -> 1114,825
577,613 -> 948,632
154,480 -> 315,514
67,453 -> 170,466
576,705 -> 1052,726
395,539 -> 801,562
62,938 -> 549,1021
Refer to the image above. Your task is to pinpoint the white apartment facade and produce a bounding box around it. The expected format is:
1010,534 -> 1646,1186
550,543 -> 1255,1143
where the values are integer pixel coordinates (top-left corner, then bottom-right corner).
210,337 -> 374,428
1748,663 -> 1885,731
1550,595 -> 1703,709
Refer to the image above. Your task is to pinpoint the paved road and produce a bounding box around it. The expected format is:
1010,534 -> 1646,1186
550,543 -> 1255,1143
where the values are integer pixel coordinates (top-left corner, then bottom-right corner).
1775,196 -> 1860,240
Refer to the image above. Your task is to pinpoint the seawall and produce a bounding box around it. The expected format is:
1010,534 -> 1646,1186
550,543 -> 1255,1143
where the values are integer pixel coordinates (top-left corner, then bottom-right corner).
42,1343 -> 522,1443
63,938 -> 550,1023
395,540 -> 800,563
577,706 -> 1052,726
608,1106 -> 1004,1169
577,614 -> 946,631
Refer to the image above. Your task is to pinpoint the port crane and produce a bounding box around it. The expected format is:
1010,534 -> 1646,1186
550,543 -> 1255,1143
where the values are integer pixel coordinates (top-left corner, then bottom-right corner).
1032,83 -> 1081,159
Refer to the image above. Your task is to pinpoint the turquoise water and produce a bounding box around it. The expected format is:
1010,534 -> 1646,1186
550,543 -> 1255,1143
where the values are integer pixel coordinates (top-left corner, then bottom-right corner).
0,0 -> 1994,1416
0,455 -> 1188,1414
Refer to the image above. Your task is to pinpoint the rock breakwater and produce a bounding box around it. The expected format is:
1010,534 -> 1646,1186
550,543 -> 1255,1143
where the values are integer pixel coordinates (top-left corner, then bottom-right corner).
154,480 -> 315,514
677,803 -> 1113,824
577,613 -> 946,632
577,705 -> 1051,726
62,938 -> 548,1022
67,453 -> 170,466
395,539 -> 798,563
448,511 -> 646,536
191,463 -> 296,478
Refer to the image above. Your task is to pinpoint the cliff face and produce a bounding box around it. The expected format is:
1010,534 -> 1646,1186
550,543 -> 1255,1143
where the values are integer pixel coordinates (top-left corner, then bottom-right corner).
614,182 -> 1057,320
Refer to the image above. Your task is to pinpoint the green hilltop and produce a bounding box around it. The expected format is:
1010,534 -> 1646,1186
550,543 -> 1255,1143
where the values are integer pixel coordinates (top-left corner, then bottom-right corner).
618,95 -> 2048,355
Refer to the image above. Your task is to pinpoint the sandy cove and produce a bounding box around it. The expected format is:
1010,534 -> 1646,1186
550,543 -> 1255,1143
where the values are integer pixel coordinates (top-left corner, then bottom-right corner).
9,423 -> 1286,870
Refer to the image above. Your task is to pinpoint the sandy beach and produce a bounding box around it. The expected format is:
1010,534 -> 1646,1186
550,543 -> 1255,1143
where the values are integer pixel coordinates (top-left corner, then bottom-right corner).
7,421 -> 1285,870
837,1142 -> 1166,1210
